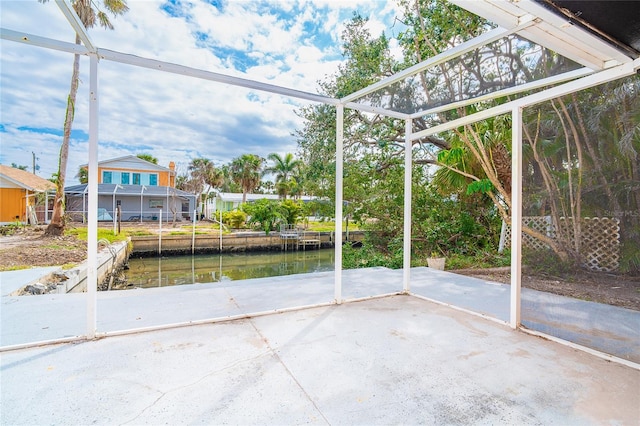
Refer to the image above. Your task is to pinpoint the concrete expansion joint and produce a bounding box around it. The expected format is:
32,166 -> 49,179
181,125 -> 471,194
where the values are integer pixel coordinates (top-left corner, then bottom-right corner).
245,315 -> 331,424
122,346 -> 274,425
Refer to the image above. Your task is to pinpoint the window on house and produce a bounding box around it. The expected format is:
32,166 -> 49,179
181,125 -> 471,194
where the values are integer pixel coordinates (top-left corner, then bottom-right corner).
103,171 -> 112,183
149,199 -> 163,208
133,173 -> 141,185
149,174 -> 158,186
121,172 -> 130,185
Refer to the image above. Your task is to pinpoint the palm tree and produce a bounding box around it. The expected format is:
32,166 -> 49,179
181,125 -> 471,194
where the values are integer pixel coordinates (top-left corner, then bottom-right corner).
188,158 -> 223,216
76,166 -> 88,184
43,0 -> 129,236
137,153 -> 158,164
230,154 -> 264,203
266,153 -> 302,199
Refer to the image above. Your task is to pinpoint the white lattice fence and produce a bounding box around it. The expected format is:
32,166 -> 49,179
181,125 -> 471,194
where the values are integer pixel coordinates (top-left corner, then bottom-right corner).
573,217 -> 620,271
499,216 -> 620,272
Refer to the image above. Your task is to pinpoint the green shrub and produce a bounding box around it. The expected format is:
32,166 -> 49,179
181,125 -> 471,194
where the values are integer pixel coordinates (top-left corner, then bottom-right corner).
280,199 -> 304,225
242,199 -> 283,235
0,222 -> 24,236
342,241 -> 404,269
445,250 -> 510,270
522,248 -> 573,277
222,210 -> 247,228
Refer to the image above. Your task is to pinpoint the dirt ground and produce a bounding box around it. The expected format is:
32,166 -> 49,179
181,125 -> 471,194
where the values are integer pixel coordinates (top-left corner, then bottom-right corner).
455,268 -> 640,311
1,224 -> 638,311
0,226 -> 87,269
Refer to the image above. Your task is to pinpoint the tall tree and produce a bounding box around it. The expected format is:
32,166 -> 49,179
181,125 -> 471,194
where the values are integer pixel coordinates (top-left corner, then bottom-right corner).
43,0 -> 129,236
76,166 -> 88,184
230,154 -> 264,203
265,153 -> 302,199
297,1 -> 583,260
11,163 -> 28,171
188,158 -> 224,215
137,153 -> 158,164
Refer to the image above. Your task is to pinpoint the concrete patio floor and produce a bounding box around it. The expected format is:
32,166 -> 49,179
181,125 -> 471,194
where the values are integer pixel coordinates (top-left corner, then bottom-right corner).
2,294 -> 638,425
2,267 -> 639,364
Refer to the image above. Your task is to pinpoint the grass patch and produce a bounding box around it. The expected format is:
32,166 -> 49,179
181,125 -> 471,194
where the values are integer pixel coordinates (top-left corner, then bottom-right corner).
305,220 -> 359,232
0,223 -> 25,236
0,264 -> 31,272
444,250 -> 510,270
342,241 -> 510,271
66,227 -> 129,244
126,230 -> 155,236
168,231 -> 209,235
180,224 -> 223,231
41,243 -> 68,250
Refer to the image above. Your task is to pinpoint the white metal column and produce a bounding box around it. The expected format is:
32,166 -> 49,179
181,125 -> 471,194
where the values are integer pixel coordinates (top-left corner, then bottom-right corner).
24,191 -> 29,224
45,191 -> 49,224
510,106 -> 523,328
86,54 -> 99,338
334,104 -> 344,304
402,118 -> 413,292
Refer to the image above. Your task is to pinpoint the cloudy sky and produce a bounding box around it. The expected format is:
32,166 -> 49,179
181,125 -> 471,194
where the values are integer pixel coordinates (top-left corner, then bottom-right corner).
1,0 -> 404,184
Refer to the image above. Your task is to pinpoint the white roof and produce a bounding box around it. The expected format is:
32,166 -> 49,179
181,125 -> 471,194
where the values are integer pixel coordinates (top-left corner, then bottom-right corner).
81,155 -> 171,172
216,193 -> 316,203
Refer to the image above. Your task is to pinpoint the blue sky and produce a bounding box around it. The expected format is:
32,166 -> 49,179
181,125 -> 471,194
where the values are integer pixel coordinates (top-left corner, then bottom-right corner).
0,0 -> 403,184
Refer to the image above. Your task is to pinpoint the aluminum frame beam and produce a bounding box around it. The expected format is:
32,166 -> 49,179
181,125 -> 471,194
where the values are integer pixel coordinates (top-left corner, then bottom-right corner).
345,101 -> 410,120
1,28 -> 89,56
55,0 -> 95,52
340,19 -> 535,104
409,67 -> 593,119
0,29 -> 337,106
97,49 -> 337,105
410,58 -> 640,141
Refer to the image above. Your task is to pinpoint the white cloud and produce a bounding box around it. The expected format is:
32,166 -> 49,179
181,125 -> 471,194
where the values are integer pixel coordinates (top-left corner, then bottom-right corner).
1,0 -> 400,185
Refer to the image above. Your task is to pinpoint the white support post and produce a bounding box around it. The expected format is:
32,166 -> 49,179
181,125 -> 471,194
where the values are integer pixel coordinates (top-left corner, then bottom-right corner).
402,118 -> 413,293
510,106 -> 523,328
45,191 -> 49,224
140,186 -> 144,224
24,191 -> 29,224
334,104 -> 344,304
86,54 -> 99,339
159,209 -> 162,256
192,210 -> 196,255
112,190 -> 116,235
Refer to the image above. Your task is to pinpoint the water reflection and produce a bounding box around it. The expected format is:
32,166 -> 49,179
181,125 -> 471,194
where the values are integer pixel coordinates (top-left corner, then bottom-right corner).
125,249 -> 335,288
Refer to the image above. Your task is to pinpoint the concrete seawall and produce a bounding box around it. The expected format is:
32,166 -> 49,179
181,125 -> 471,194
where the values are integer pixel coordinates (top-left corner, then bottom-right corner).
11,240 -> 131,295
59,240 -> 131,293
131,231 -> 364,256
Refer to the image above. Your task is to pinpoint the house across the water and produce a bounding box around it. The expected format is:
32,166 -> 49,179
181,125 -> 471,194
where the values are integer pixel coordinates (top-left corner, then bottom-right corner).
0,164 -> 56,225
66,155 -> 196,223
210,192 -> 317,213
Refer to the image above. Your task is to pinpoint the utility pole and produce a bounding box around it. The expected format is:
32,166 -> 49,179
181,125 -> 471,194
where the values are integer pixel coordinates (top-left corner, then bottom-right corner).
32,151 -> 36,174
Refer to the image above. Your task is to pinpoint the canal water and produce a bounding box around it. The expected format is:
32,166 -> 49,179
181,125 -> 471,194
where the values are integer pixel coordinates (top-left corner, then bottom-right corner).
125,249 -> 336,288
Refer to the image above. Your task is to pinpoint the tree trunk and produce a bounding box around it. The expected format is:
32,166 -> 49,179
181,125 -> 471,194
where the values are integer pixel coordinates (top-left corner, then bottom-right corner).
45,34 -> 81,236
